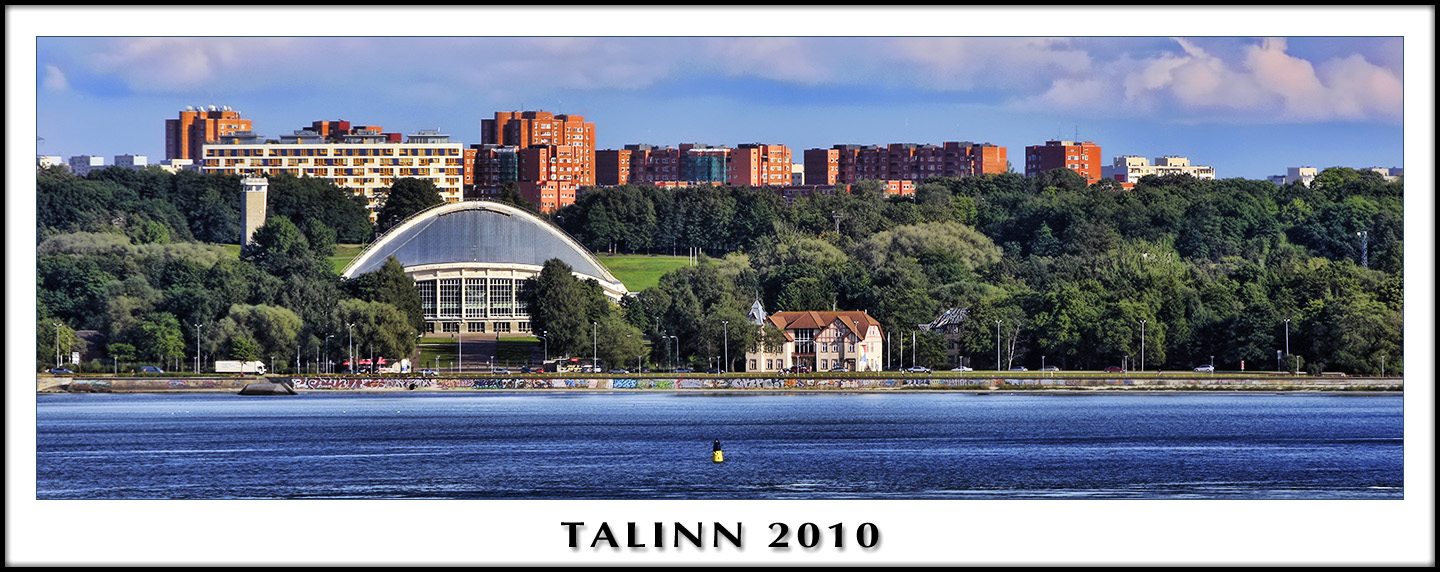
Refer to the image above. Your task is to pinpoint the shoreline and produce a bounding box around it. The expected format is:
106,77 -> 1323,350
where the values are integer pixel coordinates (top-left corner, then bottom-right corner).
38,374 -> 1403,396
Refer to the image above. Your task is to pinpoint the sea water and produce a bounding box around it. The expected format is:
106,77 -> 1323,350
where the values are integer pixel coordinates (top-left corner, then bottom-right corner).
34,391 -> 1403,500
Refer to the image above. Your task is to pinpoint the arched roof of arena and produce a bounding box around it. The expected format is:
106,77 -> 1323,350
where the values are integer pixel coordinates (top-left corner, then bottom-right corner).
341,201 -> 623,289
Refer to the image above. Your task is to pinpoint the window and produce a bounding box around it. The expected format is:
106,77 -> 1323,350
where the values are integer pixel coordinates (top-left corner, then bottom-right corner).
467,322 -> 485,333
441,322 -> 460,333
518,322 -> 531,333
489,278 -> 514,317
464,278 -> 486,318
494,322 -> 511,333
439,278 -> 461,317
417,279 -> 436,317
749,359 -> 757,371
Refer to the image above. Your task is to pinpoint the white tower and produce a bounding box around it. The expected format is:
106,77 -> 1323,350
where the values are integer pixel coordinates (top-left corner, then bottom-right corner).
241,176 -> 269,246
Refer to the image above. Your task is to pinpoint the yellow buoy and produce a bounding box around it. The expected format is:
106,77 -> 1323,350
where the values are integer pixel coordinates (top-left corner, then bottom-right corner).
712,439 -> 724,463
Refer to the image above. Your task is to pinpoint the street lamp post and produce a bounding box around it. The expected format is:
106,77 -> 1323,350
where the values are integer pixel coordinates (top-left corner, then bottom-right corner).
1284,318 -> 1291,375
912,331 -> 917,370
592,321 -> 598,372
1210,355 -> 1214,374
1139,319 -> 1146,373
193,323 -> 202,373
347,323 -> 354,375
995,320 -> 1002,371
723,320 -> 729,374
541,330 -> 548,363
1381,355 -> 1385,378
1357,230 -> 1368,268
324,334 -> 333,374
456,332 -> 462,374
54,322 -> 62,370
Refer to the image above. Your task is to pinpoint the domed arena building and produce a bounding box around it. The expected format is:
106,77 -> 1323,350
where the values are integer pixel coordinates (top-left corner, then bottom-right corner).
341,200 -> 628,335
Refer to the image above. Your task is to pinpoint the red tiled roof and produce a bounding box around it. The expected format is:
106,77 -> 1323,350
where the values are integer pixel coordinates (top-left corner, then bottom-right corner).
767,311 -> 883,339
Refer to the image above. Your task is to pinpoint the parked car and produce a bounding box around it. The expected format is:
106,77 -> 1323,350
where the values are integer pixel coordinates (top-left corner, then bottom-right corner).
49,367 -> 74,374
419,368 -> 438,376
1104,366 -> 1126,373
1194,364 -> 1215,373
674,367 -> 694,373
140,366 -> 165,374
519,366 -> 533,374
493,368 -> 511,375
704,367 -> 722,374
828,366 -> 848,372
608,368 -> 630,374
905,366 -> 932,373
1009,366 -> 1028,371
784,366 -> 811,374
1041,366 -> 1060,372
950,366 -> 973,372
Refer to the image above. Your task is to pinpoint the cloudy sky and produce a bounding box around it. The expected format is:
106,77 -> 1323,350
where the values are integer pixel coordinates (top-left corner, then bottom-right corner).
15,8 -> 1428,181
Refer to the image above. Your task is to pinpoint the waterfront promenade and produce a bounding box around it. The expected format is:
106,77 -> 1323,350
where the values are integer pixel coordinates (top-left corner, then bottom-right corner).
37,372 -> 1403,394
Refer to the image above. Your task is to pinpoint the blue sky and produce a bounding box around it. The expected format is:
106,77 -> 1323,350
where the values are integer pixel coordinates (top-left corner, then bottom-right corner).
14,8 -> 1428,181
5,8 -> 1437,566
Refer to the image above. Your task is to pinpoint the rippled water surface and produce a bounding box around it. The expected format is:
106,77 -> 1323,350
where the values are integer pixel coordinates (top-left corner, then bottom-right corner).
35,391 -> 1403,500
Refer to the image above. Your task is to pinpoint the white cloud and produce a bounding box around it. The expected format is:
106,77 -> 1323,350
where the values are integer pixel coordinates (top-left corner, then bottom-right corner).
1007,37 -> 1403,124
44,36 -> 1403,125
41,65 -> 67,91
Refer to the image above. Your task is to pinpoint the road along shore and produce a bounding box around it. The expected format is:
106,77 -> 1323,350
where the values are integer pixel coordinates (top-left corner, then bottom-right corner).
38,374 -> 1402,394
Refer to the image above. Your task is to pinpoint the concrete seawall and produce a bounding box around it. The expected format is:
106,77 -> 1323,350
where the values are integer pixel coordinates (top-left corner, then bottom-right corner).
38,374 -> 1403,393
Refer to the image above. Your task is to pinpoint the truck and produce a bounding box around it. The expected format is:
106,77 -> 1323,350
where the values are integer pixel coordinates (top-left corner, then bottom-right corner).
378,359 -> 411,374
215,360 -> 267,374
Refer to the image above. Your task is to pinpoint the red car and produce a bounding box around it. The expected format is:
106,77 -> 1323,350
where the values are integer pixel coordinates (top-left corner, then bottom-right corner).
1104,366 -> 1126,373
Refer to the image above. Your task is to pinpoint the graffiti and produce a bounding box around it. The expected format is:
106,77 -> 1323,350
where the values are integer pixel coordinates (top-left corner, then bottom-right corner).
165,379 -> 227,389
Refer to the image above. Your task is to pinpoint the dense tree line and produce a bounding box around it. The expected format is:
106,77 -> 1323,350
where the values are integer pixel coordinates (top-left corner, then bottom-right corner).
36,164 -> 1404,376
35,166 -> 421,373
545,169 -> 1403,375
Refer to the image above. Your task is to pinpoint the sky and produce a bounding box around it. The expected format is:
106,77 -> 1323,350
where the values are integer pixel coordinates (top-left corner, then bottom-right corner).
6,7 -> 1437,567
15,8 -> 1427,181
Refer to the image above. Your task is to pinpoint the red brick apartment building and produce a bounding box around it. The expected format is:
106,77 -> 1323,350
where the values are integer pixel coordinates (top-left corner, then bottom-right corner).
481,111 -> 596,187
596,143 -> 732,187
803,141 -> 1007,187
165,105 -> 252,161
726,143 -> 792,187
1024,140 -> 1102,185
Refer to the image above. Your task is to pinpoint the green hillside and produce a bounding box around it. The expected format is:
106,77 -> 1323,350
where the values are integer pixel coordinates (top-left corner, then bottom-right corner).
594,254 -> 689,292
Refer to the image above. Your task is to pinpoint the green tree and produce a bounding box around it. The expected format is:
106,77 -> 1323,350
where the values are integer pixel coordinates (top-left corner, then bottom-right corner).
522,258 -> 608,358
345,256 -> 423,332
335,298 -> 419,361
375,177 -> 444,234
497,182 -> 537,214
137,312 -> 186,365
37,318 -> 82,370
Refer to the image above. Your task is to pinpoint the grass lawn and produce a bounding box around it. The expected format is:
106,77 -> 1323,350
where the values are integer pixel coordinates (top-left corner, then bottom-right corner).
594,254 -> 690,292
220,243 -> 366,275
237,242 -> 682,292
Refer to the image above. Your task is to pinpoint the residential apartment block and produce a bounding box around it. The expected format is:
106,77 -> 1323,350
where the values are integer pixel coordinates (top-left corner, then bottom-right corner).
726,143 -> 793,187
803,141 -> 1007,187
165,105 -> 253,161
745,310 -> 886,373
1025,140 -> 1102,185
1107,155 -> 1216,184
1267,166 -> 1319,187
199,128 -> 464,220
481,111 -> 596,187
595,143 -> 731,187
68,155 -> 106,177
